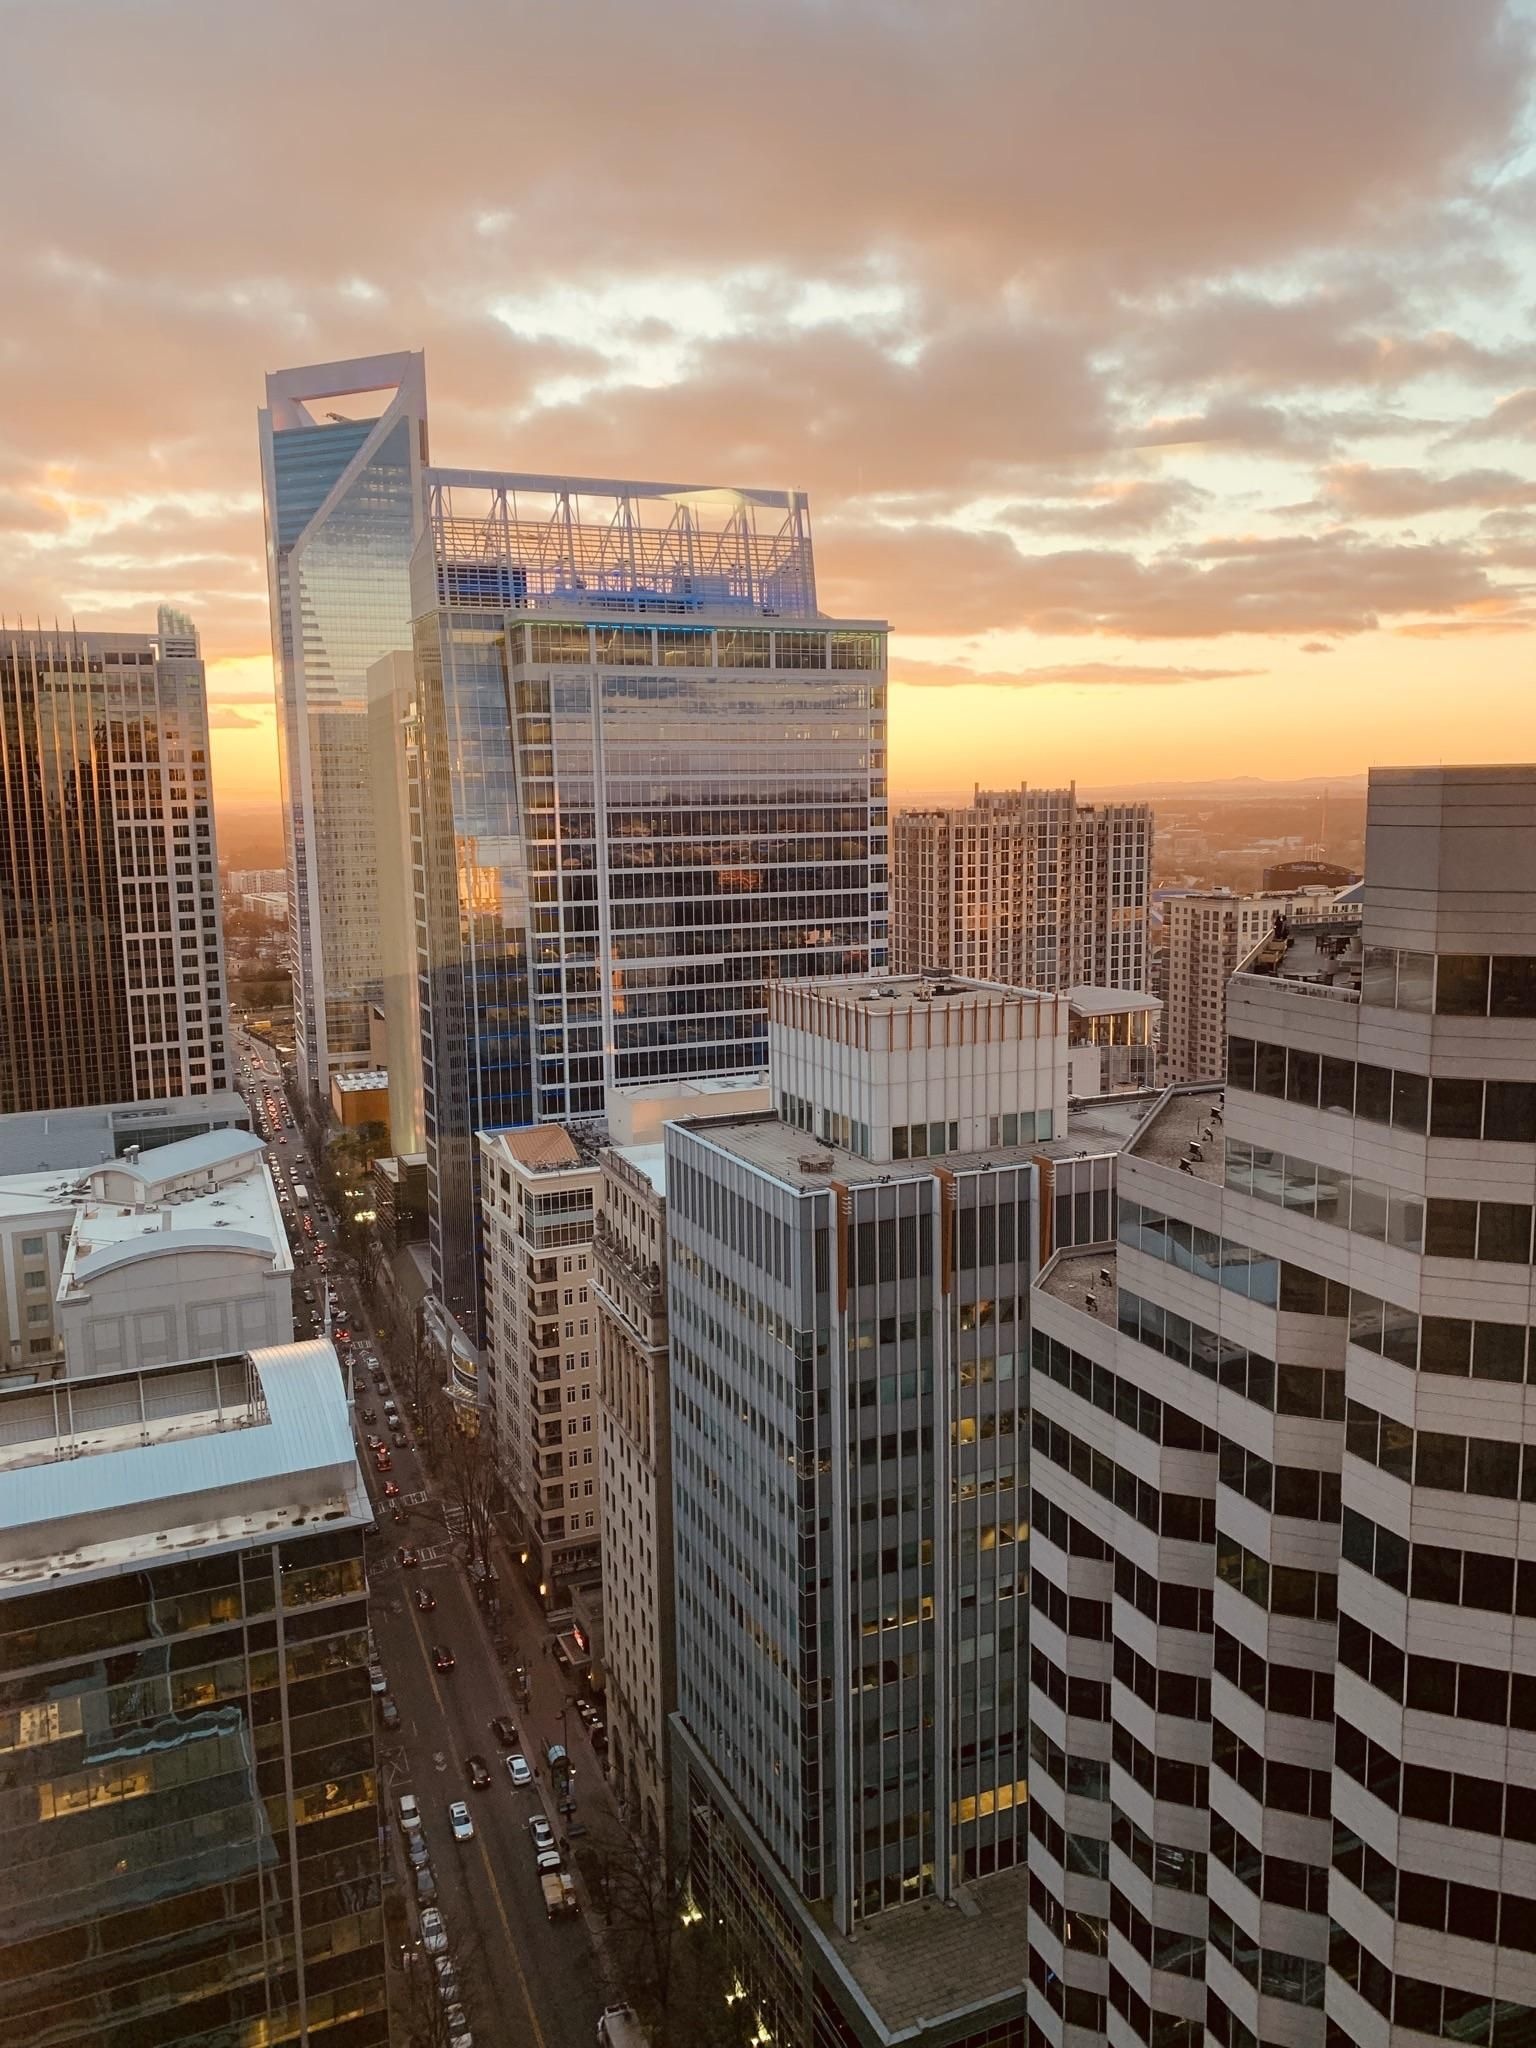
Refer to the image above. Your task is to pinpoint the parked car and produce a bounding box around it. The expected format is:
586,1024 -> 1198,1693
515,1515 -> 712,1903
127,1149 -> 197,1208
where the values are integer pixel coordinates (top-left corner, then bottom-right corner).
435,1957 -> 460,2005
382,1479 -> 400,1498
444,2003 -> 473,2048
448,1800 -> 475,1843
397,1792 -> 422,1836
528,1814 -> 555,1853
368,1664 -> 387,1696
415,1588 -> 437,1613
590,1722 -> 608,1754
535,1847 -> 562,1875
506,1752 -> 533,1788
466,1755 -> 491,1789
408,1832 -> 431,1870
379,1694 -> 401,1731
491,1715 -> 518,1748
419,1907 -> 447,1956
415,1864 -> 438,1906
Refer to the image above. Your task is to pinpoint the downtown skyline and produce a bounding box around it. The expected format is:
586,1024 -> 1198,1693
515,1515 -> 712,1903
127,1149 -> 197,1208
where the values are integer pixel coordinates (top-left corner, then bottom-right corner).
4,3 -> 1536,811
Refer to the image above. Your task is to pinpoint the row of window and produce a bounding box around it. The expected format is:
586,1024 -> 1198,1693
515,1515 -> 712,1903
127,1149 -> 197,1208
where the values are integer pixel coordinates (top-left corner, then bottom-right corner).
1113,1721 -> 1209,1813
1109,1970 -> 1200,2048
1028,1722 -> 1109,1803
519,623 -> 884,670
1218,1438 -> 1341,1524
1331,1922 -> 1536,2039
1208,1904 -> 1323,2009
1114,1635 -> 1210,1724
1031,1643 -> 1109,1723
1215,1533 -> 1337,1623
1030,1567 -> 1109,1644
1210,1811 -> 1328,1916
1108,1293 -> 1345,1418
1110,1883 -> 1203,1979
1334,1823 -> 1536,1952
1032,1324 -> 1215,1451
1346,1395 -> 1534,1500
1032,1410 -> 1217,1544
1339,1611 -> 1536,1729
1342,1504 -> 1536,1615
1212,1716 -> 1332,1818
1115,1550 -> 1214,1639
1360,943 -> 1536,1018
1228,1031 -> 1536,1140
1214,1623 -> 1334,1724
1348,1288 -> 1535,1379
1118,1201 -> 1350,1315
1028,1794 -> 1111,1882
1112,1810 -> 1206,1897
1335,1714 -> 1536,1843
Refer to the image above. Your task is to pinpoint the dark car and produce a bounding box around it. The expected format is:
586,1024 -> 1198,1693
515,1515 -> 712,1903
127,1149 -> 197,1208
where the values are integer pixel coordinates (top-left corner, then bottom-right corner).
379,1694 -> 401,1731
491,1716 -> 518,1749
397,1547 -> 421,1569
466,1755 -> 492,1789
433,1645 -> 456,1673
415,1588 -> 436,1613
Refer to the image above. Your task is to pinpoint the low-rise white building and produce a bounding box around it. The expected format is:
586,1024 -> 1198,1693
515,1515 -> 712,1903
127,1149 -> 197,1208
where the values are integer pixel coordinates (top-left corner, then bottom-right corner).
0,1127 -> 291,1384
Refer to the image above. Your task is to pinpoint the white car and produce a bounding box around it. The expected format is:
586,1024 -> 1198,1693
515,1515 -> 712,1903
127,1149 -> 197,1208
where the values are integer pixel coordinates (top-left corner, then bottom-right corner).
528,1814 -> 554,1852
448,1800 -> 475,1842
368,1664 -> 387,1696
398,1792 -> 422,1836
419,1906 -> 448,1956
445,2004 -> 473,2048
535,1847 -> 562,1875
435,1957 -> 460,2004
506,1752 -> 533,1787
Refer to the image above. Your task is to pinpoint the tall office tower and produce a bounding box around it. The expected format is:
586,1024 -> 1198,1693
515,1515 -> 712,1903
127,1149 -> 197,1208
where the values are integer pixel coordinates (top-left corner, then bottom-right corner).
258,352 -> 428,1101
1161,886 -> 1357,1084
593,1139 -> 674,1847
413,473 -> 887,1345
0,1338 -> 385,2047
667,974 -> 1071,2048
366,649 -> 425,1155
1027,762 -> 1536,2048
0,618 -> 229,1114
480,1125 -> 604,1593
892,785 -> 1153,992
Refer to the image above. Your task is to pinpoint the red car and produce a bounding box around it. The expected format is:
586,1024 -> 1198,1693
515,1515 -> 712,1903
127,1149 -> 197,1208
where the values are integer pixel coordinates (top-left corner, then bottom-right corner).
375,1452 -> 392,1474
382,1480 -> 400,1498
397,1547 -> 421,1569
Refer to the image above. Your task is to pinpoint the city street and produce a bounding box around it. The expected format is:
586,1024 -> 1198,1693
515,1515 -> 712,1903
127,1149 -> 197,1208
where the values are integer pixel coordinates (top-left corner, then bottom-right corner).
236,1033 -> 619,2048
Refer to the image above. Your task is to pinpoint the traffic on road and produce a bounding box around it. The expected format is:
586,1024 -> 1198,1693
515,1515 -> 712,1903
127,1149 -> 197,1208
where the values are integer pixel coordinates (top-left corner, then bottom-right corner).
235,1031 -> 615,2048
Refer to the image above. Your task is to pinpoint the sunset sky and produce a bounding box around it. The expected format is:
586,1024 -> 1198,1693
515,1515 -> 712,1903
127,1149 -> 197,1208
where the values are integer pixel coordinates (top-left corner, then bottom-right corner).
5,1 -> 1536,808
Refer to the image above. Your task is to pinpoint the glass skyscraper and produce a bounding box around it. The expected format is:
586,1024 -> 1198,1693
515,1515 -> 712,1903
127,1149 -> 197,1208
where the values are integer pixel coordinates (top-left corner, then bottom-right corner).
411,472 -> 889,1343
258,353 -> 427,1100
0,619 -> 229,1113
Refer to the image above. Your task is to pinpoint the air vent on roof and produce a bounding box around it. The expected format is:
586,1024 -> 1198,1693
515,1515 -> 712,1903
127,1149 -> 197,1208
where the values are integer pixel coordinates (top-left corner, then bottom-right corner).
797,1154 -> 835,1173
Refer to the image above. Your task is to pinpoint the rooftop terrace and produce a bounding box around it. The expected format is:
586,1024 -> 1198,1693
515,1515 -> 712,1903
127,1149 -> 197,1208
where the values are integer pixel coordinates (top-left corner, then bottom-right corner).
1235,915 -> 1363,997
1128,1086 -> 1225,1183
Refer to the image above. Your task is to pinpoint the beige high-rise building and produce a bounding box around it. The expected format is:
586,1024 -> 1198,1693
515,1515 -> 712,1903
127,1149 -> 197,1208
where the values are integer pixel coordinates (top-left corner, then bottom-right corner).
1162,887 -> 1358,1083
592,1142 -> 673,1848
893,784 -> 1153,992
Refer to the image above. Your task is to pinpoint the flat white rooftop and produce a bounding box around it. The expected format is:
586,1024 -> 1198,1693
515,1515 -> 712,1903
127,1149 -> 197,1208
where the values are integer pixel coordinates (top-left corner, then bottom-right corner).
0,1340 -> 367,1592
333,1069 -> 389,1091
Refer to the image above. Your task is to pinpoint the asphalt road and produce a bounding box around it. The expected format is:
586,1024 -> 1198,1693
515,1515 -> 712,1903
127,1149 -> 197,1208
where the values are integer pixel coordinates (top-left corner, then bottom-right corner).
235,1036 -> 613,2048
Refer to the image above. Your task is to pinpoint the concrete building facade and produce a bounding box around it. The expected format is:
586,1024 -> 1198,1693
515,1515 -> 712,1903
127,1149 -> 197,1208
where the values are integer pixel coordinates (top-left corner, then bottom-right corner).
666,974 -> 1074,2047
1026,763 -> 1536,2048
893,787 -> 1153,995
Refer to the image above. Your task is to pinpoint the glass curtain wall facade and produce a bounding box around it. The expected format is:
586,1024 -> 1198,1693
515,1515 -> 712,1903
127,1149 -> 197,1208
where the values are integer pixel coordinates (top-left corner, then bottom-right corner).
0,625 -> 228,1114
0,1526 -> 385,2048
259,354 -> 427,1099
412,475 -> 888,1345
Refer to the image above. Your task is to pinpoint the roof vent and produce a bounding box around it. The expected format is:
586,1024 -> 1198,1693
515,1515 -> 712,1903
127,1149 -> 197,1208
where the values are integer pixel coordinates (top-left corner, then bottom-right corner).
797,1153 -> 835,1173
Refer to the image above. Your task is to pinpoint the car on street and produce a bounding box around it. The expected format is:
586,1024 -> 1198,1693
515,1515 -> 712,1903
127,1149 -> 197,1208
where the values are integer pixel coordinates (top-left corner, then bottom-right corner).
448,1800 -> 475,1842
407,1832 -> 431,1870
506,1752 -> 533,1787
374,1449 -> 392,1471
368,1664 -> 386,1696
379,1695 -> 401,1731
397,1546 -> 420,1568
466,1755 -> 491,1789
435,1957 -> 460,2005
415,1588 -> 436,1612
535,1847 -> 562,1874
415,1865 -> 437,1906
353,1380 -> 367,1396
590,1722 -> 608,1754
382,1480 -> 400,1498
491,1715 -> 518,1748
445,2003 -> 473,2048
397,1792 -> 422,1836
419,1907 -> 447,1956
433,1644 -> 456,1673
528,1814 -> 555,1853
576,1699 -> 598,1725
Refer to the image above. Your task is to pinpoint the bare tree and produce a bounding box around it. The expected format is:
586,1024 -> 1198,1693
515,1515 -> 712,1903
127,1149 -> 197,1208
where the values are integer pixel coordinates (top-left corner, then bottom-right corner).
428,1379 -> 497,1573
583,1823 -> 754,2048
396,1908 -> 489,2048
